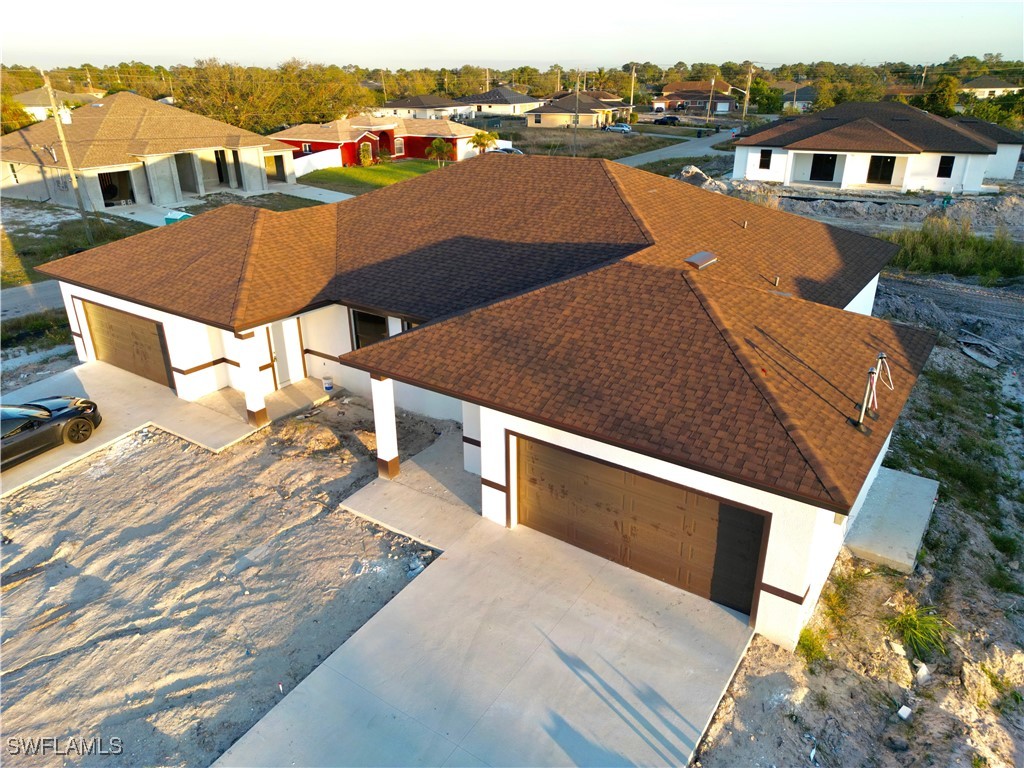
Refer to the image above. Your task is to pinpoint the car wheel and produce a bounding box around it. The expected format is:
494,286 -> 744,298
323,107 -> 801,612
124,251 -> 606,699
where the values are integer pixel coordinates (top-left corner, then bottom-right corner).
64,418 -> 94,444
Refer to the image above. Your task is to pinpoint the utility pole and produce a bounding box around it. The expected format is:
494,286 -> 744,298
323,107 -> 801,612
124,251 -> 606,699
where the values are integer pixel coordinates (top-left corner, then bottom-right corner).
705,76 -> 715,124
380,69 -> 388,101
556,66 -> 561,93
40,69 -> 93,245
920,65 -> 928,90
629,64 -> 636,108
741,64 -> 752,127
572,71 -> 581,158
485,68 -> 490,91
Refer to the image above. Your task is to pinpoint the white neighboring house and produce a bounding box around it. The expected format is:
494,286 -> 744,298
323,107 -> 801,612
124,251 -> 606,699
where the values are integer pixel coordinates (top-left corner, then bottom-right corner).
733,101 -> 1019,193
0,92 -> 296,212
39,155 -> 933,652
13,87 -> 101,121
455,86 -> 543,116
960,76 -> 1023,100
377,94 -> 475,121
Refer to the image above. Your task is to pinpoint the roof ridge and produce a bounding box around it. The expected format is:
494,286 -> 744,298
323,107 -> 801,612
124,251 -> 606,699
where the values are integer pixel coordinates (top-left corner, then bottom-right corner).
856,117 -> 924,152
685,274 -> 846,505
230,208 -> 271,328
599,162 -> 658,247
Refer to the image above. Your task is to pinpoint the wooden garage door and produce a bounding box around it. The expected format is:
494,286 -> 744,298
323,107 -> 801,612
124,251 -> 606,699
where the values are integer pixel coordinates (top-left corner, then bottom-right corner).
83,301 -> 173,388
518,438 -> 764,614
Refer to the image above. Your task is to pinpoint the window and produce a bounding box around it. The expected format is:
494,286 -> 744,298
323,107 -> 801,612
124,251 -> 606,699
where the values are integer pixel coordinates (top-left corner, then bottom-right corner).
301,143 -> 311,153
988,90 -> 996,98
394,138 -> 405,156
759,149 -> 772,170
937,156 -> 955,178
533,114 -> 541,124
351,310 -> 389,350
401,320 -> 419,332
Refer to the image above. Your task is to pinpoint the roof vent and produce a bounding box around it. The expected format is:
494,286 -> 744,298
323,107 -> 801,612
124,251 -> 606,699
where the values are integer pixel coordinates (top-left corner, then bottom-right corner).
684,251 -> 718,270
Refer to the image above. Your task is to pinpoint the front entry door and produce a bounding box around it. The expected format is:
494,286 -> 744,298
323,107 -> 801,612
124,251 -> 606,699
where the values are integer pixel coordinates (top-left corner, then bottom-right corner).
809,153 -> 838,182
867,155 -> 896,185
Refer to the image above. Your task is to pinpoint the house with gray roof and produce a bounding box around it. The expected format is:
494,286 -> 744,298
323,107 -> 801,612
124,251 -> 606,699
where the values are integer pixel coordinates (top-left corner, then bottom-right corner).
0,92 -> 296,212
456,86 -> 543,116
733,101 -> 1019,193
13,87 -> 102,121
377,94 -> 475,121
960,76 -> 1022,100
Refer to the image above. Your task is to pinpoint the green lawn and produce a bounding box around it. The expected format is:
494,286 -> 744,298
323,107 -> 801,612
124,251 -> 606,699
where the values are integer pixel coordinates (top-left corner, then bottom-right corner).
505,129 -> 679,160
632,125 -> 700,138
300,160 -> 440,196
636,154 -> 736,178
1,200 -> 153,288
183,192 -> 324,215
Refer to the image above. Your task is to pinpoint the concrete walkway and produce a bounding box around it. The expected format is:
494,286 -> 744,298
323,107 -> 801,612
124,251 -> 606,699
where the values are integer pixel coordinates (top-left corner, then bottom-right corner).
617,129 -> 734,168
100,184 -> 352,227
1,362 -> 329,497
216,433 -> 753,768
0,281 -> 64,319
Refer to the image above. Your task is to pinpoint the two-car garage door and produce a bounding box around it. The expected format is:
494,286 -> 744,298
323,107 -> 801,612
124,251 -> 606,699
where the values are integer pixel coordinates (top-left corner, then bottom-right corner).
518,437 -> 765,615
82,301 -> 173,388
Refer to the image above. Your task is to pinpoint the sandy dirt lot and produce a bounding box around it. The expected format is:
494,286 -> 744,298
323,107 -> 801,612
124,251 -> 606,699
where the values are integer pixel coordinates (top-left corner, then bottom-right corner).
1,394 -> 451,767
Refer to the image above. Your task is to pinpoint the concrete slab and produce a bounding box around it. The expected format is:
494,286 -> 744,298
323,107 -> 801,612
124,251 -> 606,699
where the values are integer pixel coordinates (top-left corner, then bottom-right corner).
846,467 -> 940,573
1,364 -> 329,497
217,506 -> 752,767
341,431 -> 482,551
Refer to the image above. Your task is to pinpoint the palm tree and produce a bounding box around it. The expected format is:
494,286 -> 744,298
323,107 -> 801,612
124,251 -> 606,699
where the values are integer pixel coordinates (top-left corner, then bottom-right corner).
425,137 -> 454,167
469,130 -> 498,157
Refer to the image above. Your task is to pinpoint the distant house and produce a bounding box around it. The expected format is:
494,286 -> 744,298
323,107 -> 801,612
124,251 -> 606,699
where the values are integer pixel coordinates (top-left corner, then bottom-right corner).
653,81 -> 735,113
455,86 -> 543,116
733,101 -> 1020,193
13,87 -> 101,121
960,76 -> 1022,100
0,92 -> 296,212
377,94 -> 475,121
524,93 -> 621,128
269,117 -> 486,166
781,86 -> 817,113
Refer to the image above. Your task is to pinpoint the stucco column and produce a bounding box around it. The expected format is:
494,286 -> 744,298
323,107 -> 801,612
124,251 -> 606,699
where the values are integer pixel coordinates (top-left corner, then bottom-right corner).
461,401 -> 481,475
238,332 -> 269,427
370,375 -> 400,479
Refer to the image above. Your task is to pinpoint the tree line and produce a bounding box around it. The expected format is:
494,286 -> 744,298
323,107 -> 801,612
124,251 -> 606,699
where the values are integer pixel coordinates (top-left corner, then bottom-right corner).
2,53 -> 1021,135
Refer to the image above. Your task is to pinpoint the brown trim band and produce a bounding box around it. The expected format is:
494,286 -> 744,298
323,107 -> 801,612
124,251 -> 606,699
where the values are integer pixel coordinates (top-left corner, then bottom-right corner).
462,436 -> 481,447
172,357 -> 240,376
481,477 -> 506,494
235,331 -> 255,340
259,362 -> 274,372
760,583 -> 810,606
377,456 -> 400,479
304,348 -> 342,363
370,373 -> 389,382
296,318 -> 308,378
71,330 -> 82,339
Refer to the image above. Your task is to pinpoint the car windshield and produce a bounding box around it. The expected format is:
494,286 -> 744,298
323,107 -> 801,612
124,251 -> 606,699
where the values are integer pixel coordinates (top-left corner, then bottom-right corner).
0,406 -> 51,420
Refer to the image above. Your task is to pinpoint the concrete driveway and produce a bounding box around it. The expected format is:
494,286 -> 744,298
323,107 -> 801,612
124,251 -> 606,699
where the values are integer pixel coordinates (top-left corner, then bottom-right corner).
617,129 -> 735,168
216,435 -> 753,768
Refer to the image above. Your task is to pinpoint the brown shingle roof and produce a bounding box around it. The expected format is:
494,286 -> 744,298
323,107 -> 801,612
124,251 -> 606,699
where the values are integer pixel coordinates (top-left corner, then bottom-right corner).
737,101 -> 996,154
961,76 -> 1020,90
342,261 -> 935,511
40,156 -> 898,332
949,117 -> 1024,145
0,91 -> 291,170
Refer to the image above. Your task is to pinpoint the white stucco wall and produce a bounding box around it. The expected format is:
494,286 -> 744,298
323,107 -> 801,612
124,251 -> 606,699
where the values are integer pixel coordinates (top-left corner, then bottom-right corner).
843,274 -> 880,316
733,146 -> 788,182
987,144 -> 1022,179
237,147 -> 269,193
143,155 -> 184,206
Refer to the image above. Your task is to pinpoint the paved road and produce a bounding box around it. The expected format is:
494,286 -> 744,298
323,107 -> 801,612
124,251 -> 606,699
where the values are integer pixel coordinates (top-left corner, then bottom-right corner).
1,281 -> 64,319
617,128 -> 736,167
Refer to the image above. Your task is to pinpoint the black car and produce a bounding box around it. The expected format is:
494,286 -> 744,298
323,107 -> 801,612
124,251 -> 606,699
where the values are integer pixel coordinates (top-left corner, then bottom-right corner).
1,397 -> 102,470
653,115 -> 681,126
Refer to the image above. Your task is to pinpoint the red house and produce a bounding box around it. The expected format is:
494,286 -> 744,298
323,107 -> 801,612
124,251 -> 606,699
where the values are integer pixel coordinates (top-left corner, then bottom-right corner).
269,117 -> 483,166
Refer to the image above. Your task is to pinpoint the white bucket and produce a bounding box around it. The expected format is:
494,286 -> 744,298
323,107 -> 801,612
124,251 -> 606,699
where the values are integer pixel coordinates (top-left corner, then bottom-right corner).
323,376 -> 334,392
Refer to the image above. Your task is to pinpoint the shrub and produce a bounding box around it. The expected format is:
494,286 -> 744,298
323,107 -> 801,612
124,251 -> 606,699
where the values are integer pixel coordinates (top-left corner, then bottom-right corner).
796,627 -> 827,667
885,217 -> 1024,281
885,604 -> 954,659
358,143 -> 373,167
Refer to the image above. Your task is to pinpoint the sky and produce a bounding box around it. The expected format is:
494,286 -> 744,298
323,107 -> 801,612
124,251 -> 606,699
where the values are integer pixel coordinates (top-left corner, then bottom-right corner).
4,0 -> 1022,71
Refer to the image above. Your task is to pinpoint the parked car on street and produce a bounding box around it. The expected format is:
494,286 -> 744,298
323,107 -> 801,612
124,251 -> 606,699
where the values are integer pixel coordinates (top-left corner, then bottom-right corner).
1,397 -> 102,470
653,115 -> 681,125
603,123 -> 632,134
